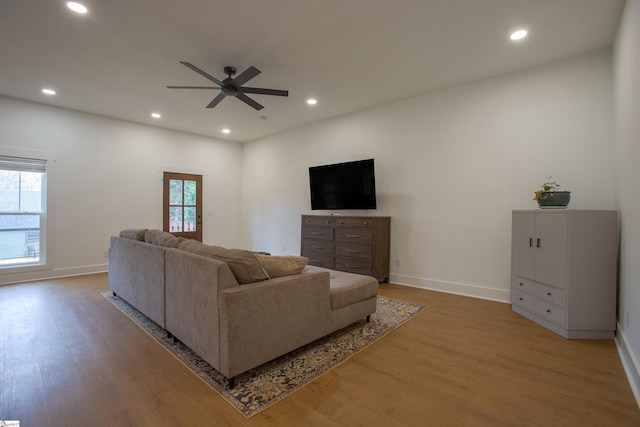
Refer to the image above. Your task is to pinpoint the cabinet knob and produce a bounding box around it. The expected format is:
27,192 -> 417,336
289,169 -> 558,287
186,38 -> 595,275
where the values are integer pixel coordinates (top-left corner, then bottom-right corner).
547,292 -> 551,296
519,282 -> 524,286
364,221 -> 368,225
546,309 -> 551,313
519,297 -> 523,301
339,220 -> 344,224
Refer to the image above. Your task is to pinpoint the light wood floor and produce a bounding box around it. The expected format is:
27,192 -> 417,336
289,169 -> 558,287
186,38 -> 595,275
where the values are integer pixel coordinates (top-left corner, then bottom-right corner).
1,273 -> 638,426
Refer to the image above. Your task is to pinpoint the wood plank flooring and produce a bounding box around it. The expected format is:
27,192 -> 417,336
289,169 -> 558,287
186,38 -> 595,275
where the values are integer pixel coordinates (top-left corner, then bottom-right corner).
1,273 -> 638,426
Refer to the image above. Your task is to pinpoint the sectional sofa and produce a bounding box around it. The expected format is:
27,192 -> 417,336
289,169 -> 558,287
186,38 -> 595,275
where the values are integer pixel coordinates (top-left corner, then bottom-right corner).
108,229 -> 378,387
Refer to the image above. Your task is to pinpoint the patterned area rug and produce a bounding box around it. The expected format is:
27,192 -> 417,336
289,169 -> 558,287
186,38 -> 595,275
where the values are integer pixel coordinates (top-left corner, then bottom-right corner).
102,292 -> 425,418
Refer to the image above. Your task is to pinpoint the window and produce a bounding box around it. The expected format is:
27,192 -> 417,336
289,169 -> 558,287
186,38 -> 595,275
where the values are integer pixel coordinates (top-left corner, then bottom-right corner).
0,156 -> 47,267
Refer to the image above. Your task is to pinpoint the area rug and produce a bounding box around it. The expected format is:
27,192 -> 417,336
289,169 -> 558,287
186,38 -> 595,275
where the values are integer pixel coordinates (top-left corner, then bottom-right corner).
102,291 -> 425,418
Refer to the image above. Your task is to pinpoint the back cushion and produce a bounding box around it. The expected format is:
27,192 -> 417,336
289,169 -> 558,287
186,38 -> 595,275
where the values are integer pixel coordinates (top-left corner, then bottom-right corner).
119,228 -> 148,241
178,240 -> 269,284
145,229 -> 182,248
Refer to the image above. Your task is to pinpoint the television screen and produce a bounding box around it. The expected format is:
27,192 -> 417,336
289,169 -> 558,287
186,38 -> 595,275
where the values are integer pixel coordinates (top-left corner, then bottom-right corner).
309,159 -> 377,210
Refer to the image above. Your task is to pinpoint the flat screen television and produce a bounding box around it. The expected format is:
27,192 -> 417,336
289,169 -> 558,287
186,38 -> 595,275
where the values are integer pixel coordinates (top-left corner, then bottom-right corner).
309,159 -> 377,210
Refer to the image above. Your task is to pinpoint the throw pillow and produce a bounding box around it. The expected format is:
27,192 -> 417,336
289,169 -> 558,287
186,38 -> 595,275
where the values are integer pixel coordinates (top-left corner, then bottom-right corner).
255,254 -> 309,278
178,240 -> 269,284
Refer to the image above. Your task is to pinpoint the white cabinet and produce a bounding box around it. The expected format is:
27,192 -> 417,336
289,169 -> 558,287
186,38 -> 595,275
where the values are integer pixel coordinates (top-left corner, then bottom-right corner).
511,210 -> 618,339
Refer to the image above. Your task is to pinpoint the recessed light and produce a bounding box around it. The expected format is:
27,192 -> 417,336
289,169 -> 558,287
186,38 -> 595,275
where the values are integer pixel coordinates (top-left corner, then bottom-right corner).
307,98 -> 318,105
42,88 -> 56,95
66,2 -> 88,14
510,30 -> 528,41
222,128 -> 231,134
151,112 -> 161,119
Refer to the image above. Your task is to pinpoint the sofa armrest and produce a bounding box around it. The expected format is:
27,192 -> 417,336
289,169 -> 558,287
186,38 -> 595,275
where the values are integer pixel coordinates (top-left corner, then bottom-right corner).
218,270 -> 331,378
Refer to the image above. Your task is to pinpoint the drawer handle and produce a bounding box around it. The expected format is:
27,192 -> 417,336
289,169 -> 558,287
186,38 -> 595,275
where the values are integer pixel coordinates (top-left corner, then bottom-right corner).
345,249 -> 361,253
519,282 -> 524,286
547,292 -> 552,296
346,234 -> 361,238
311,259 -> 324,263
339,221 -> 344,224
346,264 -> 360,268
311,246 -> 324,249
311,232 -> 324,235
519,297 -> 523,301
363,221 -> 368,225
529,238 -> 533,247
546,309 -> 551,313
537,238 -> 541,248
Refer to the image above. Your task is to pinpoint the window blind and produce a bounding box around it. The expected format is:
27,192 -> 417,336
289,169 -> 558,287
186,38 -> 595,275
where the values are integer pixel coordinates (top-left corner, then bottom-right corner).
0,155 -> 47,173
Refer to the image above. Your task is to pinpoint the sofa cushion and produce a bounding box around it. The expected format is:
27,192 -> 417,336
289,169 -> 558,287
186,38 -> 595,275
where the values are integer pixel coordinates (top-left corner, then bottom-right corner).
304,266 -> 378,310
255,254 -> 309,278
145,229 -> 181,248
119,228 -> 148,241
178,240 -> 269,284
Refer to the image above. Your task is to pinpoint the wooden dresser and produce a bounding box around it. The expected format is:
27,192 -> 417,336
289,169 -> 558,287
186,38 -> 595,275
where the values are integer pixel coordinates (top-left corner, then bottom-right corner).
301,215 -> 391,282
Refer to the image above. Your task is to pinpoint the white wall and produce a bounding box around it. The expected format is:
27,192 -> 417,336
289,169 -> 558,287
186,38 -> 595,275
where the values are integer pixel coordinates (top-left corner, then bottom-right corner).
613,0 -> 640,404
242,49 -> 616,302
0,96 -> 243,285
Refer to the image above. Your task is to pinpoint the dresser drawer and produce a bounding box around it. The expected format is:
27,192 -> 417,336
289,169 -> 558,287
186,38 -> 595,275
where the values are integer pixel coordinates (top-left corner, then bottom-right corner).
512,288 -> 566,326
303,239 -> 334,255
335,228 -> 373,243
335,243 -> 372,260
302,227 -> 334,240
334,217 -> 375,228
302,216 -> 334,227
511,276 -> 567,308
306,253 -> 334,269
335,258 -> 372,276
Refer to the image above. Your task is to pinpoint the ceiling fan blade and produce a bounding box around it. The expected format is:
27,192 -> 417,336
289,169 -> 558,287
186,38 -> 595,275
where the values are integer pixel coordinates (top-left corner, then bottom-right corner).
179,61 -> 223,86
232,66 -> 261,87
236,92 -> 264,111
166,86 -> 220,90
206,92 -> 227,109
240,87 -> 289,97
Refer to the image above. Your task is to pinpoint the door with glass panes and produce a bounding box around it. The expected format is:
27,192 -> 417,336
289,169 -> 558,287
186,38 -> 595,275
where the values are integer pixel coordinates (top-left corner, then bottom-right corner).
163,172 -> 202,241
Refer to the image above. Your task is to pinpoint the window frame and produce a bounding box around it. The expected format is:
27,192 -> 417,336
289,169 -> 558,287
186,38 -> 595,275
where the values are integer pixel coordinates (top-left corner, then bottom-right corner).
0,147 -> 54,274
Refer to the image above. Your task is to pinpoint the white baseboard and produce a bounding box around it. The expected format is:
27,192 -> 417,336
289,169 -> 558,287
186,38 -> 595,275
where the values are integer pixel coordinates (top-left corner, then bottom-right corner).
615,323 -> 640,408
389,273 -> 510,303
0,263 -> 108,286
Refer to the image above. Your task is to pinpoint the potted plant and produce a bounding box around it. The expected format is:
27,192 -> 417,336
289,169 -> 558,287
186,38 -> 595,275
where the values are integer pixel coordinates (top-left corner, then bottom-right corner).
533,178 -> 571,208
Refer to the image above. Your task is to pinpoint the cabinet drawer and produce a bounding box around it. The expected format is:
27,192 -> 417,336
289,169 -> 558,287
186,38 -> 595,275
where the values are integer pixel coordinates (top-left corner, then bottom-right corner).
302,227 -> 334,240
511,276 -> 567,308
512,288 -> 566,326
335,258 -> 372,275
335,228 -> 373,243
335,243 -> 372,260
334,217 -> 375,228
306,253 -> 334,269
303,239 -> 334,255
302,216 -> 334,227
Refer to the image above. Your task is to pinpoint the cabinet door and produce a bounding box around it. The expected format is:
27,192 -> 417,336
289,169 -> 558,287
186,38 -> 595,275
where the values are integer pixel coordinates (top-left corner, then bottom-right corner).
535,213 -> 568,289
512,212 -> 535,279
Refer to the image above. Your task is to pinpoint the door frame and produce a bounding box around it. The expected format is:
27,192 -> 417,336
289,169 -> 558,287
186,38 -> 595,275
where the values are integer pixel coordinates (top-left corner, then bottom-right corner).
162,171 -> 203,242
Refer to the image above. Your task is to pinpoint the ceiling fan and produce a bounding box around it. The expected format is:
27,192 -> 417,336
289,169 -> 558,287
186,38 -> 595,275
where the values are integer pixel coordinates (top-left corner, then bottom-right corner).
167,62 -> 289,111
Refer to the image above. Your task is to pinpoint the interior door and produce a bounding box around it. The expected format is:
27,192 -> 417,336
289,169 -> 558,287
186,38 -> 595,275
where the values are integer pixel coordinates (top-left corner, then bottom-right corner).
163,172 -> 203,242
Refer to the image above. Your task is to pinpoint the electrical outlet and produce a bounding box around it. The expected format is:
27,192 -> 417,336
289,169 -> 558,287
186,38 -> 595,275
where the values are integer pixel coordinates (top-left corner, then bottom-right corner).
104,249 -> 109,258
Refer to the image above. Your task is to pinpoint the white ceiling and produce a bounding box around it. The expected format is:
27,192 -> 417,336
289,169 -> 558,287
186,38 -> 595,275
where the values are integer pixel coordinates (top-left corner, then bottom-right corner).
0,0 -> 624,143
